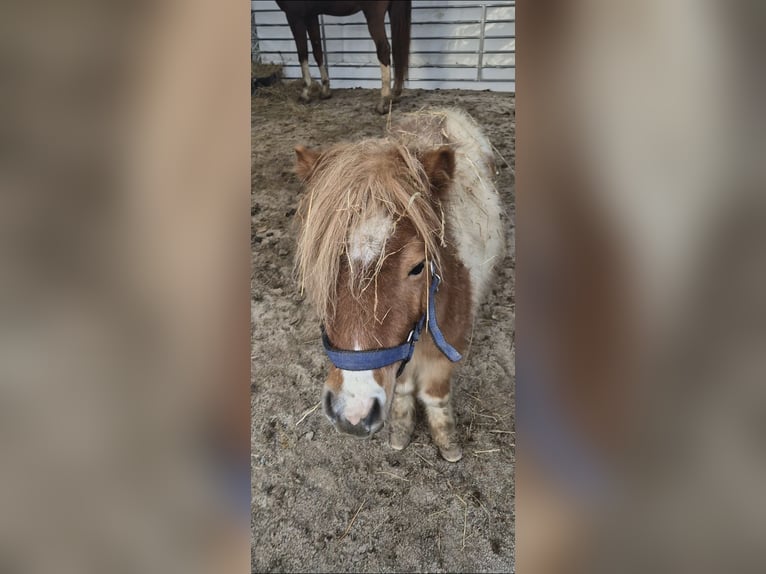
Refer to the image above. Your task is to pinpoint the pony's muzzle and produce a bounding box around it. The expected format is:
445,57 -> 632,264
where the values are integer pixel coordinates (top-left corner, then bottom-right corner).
323,389 -> 384,438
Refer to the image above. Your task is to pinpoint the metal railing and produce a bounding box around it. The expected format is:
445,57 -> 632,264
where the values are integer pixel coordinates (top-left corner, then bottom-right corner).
251,10 -> 260,63
251,0 -> 515,92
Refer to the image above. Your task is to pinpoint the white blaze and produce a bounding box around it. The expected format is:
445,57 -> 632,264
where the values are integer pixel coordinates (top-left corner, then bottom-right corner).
348,212 -> 392,266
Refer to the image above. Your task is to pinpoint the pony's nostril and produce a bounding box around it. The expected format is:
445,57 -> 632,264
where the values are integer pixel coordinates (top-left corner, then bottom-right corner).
363,398 -> 382,431
323,390 -> 337,422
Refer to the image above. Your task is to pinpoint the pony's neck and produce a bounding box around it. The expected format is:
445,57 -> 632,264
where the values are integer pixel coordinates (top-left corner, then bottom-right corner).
430,233 -> 473,354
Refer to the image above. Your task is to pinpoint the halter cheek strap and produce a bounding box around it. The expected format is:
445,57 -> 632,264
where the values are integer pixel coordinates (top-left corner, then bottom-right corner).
425,267 -> 463,363
321,263 -> 462,377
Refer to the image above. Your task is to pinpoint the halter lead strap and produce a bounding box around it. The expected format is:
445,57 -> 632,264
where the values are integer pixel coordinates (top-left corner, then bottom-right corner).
321,263 -> 462,377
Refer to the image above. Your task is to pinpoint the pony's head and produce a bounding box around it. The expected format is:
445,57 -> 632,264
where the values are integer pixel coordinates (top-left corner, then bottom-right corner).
293,139 -> 455,437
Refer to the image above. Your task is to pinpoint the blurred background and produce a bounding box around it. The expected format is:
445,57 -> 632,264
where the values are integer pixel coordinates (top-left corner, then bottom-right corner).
0,1 -> 250,572
517,1 -> 766,572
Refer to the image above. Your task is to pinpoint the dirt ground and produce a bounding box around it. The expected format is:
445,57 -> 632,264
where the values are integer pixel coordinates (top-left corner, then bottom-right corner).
251,81 -> 515,573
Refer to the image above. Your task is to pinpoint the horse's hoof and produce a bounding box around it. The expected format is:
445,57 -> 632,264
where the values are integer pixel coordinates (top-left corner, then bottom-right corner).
438,444 -> 463,463
299,91 -> 312,103
319,87 -> 332,100
375,99 -> 390,115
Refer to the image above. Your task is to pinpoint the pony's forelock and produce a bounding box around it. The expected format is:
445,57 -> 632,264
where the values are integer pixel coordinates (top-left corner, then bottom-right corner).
295,139 -> 444,322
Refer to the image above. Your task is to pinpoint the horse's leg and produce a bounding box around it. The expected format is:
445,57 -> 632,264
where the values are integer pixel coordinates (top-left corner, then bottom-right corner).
417,359 -> 462,462
365,15 -> 392,114
307,16 -> 331,99
389,374 -> 416,450
286,18 -> 313,102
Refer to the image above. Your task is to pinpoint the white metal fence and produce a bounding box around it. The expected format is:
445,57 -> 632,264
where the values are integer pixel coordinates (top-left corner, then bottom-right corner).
251,0 -> 515,92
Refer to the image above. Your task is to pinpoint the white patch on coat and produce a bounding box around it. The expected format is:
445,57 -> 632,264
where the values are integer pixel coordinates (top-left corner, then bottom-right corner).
380,64 -> 391,99
339,369 -> 386,425
439,108 -> 505,309
418,390 -> 450,409
319,64 -> 331,97
348,212 -> 393,266
300,61 -> 311,87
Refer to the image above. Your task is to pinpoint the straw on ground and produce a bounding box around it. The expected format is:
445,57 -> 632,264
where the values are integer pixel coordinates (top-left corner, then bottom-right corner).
296,402 -> 320,426
337,499 -> 366,543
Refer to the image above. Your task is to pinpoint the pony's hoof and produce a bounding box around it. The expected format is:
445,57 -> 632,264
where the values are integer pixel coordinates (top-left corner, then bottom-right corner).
389,431 -> 412,451
319,86 -> 332,100
438,444 -> 463,463
299,90 -> 312,103
389,417 -> 414,450
375,98 -> 390,115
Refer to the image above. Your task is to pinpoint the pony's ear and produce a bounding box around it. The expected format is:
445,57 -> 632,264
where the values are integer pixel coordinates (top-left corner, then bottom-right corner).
294,145 -> 320,180
421,146 -> 455,198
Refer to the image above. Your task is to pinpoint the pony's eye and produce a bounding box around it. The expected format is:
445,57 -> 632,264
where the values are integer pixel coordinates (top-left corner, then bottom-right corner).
409,261 -> 425,276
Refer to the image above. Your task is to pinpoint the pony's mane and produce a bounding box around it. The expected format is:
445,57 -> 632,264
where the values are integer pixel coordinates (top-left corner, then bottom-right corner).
295,138 -> 444,322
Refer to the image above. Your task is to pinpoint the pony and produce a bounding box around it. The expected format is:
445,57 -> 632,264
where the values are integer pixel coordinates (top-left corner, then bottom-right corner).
276,0 -> 411,114
292,108 -> 504,461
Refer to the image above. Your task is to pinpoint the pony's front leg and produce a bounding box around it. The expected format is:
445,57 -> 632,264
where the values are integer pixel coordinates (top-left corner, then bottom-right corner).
418,361 -> 462,462
389,375 -> 416,450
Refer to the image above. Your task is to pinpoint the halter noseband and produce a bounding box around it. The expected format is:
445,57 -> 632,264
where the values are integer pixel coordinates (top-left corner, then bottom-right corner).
321,263 -> 462,377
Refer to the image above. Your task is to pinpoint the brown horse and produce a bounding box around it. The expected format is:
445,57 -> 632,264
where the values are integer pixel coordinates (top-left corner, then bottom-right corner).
293,109 -> 504,461
276,0 -> 411,114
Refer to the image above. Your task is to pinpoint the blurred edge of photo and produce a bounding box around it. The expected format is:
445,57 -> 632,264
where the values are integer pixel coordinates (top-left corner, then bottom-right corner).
2,1 -> 250,573
517,1 -> 766,573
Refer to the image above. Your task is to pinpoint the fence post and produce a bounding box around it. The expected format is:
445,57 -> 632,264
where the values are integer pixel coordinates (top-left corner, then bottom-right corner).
477,3 -> 488,81
251,10 -> 260,63
320,14 -> 330,79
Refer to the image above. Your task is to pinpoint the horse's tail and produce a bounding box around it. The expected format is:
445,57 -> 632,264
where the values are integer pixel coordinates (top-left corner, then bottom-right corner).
389,0 -> 411,92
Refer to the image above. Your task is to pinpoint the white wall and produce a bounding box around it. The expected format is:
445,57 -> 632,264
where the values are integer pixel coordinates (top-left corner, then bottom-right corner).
252,0 -> 515,92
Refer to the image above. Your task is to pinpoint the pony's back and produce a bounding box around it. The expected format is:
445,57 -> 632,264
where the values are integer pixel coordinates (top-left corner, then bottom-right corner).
390,109 -> 505,308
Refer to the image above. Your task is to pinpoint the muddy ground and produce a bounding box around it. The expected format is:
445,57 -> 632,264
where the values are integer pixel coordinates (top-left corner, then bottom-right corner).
251,81 -> 515,573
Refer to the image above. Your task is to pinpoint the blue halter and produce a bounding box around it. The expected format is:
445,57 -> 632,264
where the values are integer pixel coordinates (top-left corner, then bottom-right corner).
321,263 -> 462,377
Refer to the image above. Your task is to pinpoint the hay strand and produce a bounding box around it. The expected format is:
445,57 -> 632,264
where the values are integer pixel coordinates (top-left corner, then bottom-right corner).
337,499 -> 366,543
295,402 -> 320,426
